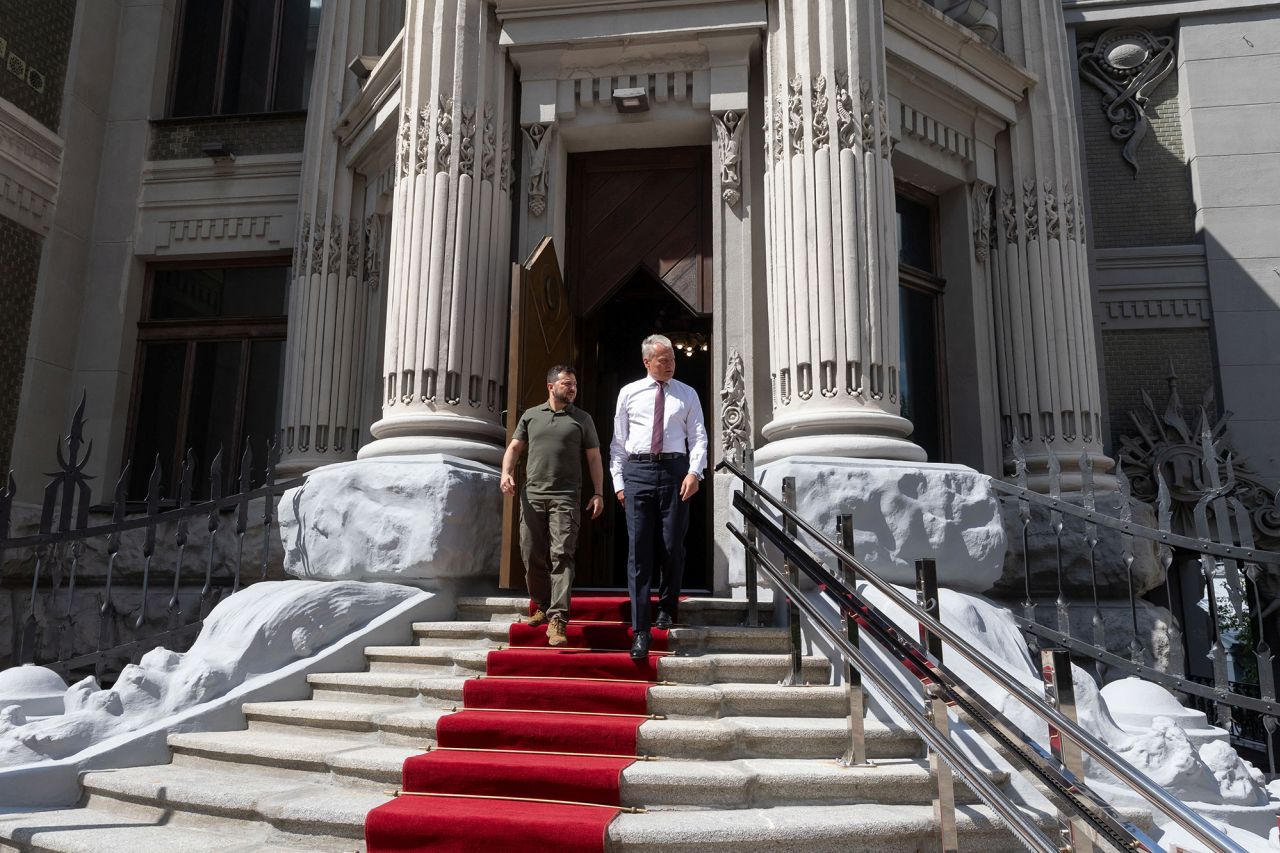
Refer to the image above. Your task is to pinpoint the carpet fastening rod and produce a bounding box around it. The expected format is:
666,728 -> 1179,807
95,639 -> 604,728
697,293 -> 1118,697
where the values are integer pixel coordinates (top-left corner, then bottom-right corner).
495,645 -> 674,656
387,789 -> 647,814
476,674 -> 669,685
451,706 -> 665,719
426,745 -> 658,761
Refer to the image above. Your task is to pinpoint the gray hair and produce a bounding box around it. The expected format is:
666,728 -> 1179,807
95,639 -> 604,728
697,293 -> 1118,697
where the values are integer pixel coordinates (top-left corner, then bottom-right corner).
641,334 -> 673,359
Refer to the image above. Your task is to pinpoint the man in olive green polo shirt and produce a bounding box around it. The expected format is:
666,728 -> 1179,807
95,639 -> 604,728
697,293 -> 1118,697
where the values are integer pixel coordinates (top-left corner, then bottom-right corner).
499,365 -> 605,645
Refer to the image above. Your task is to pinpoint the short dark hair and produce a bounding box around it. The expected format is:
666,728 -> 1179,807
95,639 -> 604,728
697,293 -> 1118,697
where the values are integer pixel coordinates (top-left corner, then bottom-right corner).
546,365 -> 576,383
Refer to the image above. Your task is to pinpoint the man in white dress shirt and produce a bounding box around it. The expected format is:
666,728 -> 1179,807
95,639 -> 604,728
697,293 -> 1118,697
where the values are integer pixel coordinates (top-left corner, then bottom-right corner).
609,334 -> 709,660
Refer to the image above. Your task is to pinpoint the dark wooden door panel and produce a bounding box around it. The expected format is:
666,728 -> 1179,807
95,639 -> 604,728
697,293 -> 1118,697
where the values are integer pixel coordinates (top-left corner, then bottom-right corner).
567,147 -> 712,318
499,237 -> 574,590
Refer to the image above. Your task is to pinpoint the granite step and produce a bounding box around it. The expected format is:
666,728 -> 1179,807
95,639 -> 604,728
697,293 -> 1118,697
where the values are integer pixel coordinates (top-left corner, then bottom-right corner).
455,595 -> 772,626
411,621 -> 793,654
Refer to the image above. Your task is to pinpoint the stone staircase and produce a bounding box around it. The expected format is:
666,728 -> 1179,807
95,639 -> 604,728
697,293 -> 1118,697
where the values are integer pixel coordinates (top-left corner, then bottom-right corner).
0,595 -> 1034,852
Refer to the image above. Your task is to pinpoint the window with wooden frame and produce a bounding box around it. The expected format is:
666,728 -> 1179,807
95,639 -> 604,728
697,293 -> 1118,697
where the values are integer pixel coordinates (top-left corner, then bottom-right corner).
896,188 -> 949,462
168,0 -> 320,118
124,263 -> 289,500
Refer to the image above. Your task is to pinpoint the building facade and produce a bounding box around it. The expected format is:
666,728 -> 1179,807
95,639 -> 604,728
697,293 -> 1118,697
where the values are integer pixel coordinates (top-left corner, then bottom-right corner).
1,0 -> 1277,594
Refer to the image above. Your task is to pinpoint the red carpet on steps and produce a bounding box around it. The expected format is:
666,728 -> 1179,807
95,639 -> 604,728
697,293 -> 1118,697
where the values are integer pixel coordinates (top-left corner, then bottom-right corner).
364,596 -> 666,853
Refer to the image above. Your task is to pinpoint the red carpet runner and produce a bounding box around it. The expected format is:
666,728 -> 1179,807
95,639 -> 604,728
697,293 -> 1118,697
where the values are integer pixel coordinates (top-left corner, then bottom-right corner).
365,596 -> 669,852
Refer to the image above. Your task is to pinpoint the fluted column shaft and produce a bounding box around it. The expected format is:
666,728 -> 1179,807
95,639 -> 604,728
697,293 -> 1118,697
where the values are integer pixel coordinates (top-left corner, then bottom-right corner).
756,0 -> 924,464
989,0 -> 1111,489
279,0 -> 374,474
361,0 -> 514,465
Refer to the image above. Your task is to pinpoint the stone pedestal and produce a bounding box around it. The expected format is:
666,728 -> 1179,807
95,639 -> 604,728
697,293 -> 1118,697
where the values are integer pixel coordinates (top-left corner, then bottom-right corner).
749,456 -> 1006,594
278,455 -> 500,584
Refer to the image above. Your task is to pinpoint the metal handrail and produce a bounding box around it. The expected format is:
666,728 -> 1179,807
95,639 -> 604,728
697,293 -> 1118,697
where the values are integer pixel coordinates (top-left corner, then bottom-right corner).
719,458 -> 1244,853
723,522 -> 1062,853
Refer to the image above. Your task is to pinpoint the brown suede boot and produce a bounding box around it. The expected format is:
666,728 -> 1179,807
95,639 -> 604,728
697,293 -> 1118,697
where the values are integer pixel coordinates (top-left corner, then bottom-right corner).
547,615 -> 568,646
527,608 -> 548,627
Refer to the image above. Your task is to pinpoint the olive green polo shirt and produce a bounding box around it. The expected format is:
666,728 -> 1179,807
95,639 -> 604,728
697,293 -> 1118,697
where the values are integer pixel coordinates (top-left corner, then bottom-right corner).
514,403 -> 601,498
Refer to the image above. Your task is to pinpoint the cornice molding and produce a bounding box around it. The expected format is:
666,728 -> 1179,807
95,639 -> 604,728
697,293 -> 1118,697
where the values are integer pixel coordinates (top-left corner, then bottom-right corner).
0,97 -> 62,236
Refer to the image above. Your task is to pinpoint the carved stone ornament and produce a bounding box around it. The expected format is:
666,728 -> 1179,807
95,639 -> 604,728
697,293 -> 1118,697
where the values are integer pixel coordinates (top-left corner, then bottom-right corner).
859,80 -> 891,156
480,102 -> 496,183
435,96 -> 454,173
1044,182 -> 1061,241
500,132 -> 512,193
1022,178 -> 1039,241
295,214 -> 310,274
396,114 -> 412,179
522,122 -> 554,217
415,106 -> 431,175
1063,186 -> 1078,242
457,101 -> 476,178
326,216 -> 343,273
713,110 -> 745,207
972,183 -> 994,263
1000,190 -> 1017,243
834,71 -> 857,150
720,349 -> 752,467
811,75 -> 829,150
364,214 -> 382,290
787,74 -> 805,153
1078,27 -> 1176,175
309,215 -> 326,274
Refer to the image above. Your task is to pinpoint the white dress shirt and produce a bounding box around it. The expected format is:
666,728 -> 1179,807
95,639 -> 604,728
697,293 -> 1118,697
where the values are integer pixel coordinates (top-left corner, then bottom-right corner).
609,376 -> 709,493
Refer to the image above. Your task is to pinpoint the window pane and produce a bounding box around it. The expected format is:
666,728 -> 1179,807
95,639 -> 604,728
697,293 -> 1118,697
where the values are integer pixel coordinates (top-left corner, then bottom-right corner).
186,341 -> 244,495
171,0 -> 225,117
129,343 -> 187,498
150,267 -> 288,320
243,339 -> 285,483
273,0 -> 320,111
220,0 -> 275,114
900,286 -> 942,462
896,195 -> 935,273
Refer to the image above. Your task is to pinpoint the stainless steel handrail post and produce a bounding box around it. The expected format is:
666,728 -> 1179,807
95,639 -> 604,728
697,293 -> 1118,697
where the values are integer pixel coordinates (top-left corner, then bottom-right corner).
837,515 -> 870,768
1041,648 -> 1093,853
917,558 -> 958,853
780,476 -> 803,686
744,487 -> 759,628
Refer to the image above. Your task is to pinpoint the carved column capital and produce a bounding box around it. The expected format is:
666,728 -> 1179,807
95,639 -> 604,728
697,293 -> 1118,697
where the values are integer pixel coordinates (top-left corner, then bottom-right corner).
521,121 -> 555,217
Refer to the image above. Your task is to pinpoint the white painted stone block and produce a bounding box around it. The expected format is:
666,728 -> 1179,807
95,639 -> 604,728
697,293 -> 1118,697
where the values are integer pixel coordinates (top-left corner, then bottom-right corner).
279,454 -> 502,584
752,457 -> 1005,594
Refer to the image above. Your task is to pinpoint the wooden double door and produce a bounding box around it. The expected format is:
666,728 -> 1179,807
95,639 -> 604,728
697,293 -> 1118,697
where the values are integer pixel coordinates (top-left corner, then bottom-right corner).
501,146 -> 713,591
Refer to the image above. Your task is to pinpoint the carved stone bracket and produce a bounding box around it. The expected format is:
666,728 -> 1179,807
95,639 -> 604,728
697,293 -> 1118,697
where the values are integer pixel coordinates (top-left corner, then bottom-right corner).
521,122 -> 555,217
1078,27 -> 1176,175
972,183 -> 994,263
713,110 -> 745,207
720,348 -> 752,467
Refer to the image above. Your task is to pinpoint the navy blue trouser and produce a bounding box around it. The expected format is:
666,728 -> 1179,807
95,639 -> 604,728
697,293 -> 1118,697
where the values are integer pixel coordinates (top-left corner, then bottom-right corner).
623,457 -> 689,633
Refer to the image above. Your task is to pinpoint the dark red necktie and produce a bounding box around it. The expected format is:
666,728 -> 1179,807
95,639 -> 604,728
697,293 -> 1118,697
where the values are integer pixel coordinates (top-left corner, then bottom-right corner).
650,382 -> 665,454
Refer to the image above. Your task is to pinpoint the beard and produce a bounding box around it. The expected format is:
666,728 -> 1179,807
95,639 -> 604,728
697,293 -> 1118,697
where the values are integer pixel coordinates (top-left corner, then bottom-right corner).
552,389 -> 575,407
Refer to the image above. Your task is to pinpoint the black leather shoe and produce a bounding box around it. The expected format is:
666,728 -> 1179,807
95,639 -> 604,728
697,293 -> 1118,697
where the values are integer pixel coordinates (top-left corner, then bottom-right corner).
630,631 -> 650,661
654,610 -> 674,629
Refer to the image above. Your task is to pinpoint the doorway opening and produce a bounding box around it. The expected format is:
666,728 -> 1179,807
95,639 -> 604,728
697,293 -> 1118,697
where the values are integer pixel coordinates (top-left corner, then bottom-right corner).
575,269 -> 712,590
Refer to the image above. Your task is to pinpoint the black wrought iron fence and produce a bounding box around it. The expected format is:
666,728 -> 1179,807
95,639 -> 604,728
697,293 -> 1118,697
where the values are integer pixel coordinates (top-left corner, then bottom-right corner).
0,396 -> 304,682
995,434 -> 1280,770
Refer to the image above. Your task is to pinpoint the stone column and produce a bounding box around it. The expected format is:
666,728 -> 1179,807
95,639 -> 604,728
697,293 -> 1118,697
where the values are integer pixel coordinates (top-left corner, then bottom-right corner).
359,0 -> 514,466
756,0 -> 924,464
279,0 -> 374,474
988,0 -> 1112,489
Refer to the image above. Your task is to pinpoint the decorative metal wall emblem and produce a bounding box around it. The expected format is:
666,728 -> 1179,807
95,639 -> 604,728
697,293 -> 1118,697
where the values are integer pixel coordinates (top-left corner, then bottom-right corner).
1078,27 -> 1176,175
720,349 -> 752,467
713,110 -> 745,207
522,122 -> 554,217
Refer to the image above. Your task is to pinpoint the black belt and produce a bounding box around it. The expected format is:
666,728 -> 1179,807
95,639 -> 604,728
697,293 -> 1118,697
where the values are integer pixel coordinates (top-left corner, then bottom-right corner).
627,452 -> 687,462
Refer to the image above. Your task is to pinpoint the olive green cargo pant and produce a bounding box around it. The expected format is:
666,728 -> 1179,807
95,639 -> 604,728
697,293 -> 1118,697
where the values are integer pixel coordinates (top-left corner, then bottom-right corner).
519,494 -> 580,621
